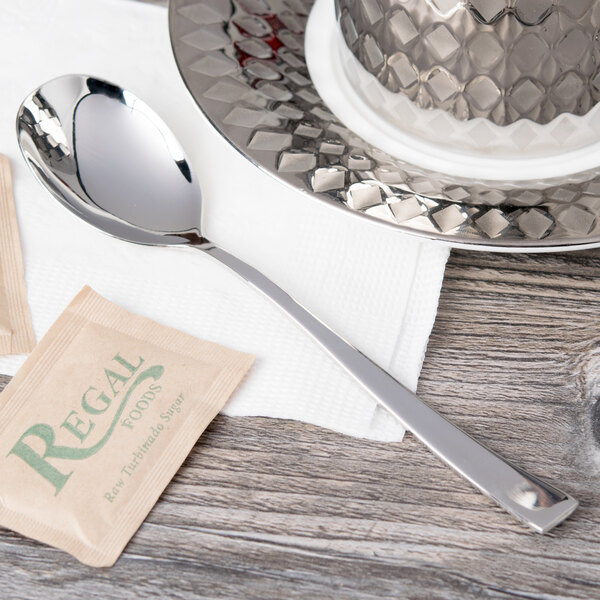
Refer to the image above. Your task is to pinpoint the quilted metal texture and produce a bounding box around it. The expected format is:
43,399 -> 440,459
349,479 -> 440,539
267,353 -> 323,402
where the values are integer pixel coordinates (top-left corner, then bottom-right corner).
169,0 -> 600,249
336,0 -> 600,125
336,30 -> 600,158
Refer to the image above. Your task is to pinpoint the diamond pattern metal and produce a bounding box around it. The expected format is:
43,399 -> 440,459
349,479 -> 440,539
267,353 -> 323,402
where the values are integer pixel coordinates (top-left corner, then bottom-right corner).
170,0 -> 600,250
337,0 -> 600,125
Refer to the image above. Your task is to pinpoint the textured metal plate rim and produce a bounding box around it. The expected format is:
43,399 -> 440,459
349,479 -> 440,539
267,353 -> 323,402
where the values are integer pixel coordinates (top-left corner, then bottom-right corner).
168,0 -> 600,252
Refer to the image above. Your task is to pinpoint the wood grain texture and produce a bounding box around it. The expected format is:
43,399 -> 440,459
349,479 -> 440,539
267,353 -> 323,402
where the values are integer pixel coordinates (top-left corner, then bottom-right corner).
0,249 -> 599,598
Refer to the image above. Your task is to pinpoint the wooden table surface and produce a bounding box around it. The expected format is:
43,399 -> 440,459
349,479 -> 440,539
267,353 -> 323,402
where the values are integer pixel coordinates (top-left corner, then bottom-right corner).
1,248 -> 599,599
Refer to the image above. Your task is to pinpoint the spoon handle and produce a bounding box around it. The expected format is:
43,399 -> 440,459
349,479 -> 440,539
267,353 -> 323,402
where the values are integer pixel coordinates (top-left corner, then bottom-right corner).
198,243 -> 577,533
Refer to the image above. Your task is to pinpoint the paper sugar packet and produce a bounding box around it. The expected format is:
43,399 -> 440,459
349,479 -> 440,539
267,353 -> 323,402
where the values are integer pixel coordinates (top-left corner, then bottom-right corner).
0,155 -> 35,354
0,286 -> 254,567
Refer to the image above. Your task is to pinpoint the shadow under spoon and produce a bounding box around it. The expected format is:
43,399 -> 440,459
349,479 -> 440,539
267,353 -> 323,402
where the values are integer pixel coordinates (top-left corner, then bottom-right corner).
16,74 -> 578,533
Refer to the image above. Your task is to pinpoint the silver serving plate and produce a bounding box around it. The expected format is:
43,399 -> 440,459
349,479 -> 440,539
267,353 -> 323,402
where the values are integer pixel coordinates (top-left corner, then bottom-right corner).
169,0 -> 600,251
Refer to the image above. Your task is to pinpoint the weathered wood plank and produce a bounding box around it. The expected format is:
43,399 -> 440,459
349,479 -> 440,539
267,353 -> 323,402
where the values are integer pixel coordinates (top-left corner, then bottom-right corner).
0,248 -> 599,599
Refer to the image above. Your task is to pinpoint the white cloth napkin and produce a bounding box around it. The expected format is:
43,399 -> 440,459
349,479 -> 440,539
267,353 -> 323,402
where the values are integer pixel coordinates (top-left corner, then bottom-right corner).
0,0 -> 449,442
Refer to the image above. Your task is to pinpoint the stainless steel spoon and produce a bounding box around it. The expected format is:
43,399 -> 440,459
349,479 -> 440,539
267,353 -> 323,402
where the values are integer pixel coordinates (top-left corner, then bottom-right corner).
17,74 -> 577,533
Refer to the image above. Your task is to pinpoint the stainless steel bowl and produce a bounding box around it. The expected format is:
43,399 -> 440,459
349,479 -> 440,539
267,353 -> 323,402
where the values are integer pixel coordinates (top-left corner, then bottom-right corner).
336,0 -> 600,125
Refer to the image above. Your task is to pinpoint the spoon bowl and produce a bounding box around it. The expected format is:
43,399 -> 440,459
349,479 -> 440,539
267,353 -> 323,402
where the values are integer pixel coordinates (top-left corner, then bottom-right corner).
17,74 -> 579,533
17,75 -> 202,246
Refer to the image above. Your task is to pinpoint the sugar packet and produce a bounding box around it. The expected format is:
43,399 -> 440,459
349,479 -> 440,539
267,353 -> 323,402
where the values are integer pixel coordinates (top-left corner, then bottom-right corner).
0,155 -> 35,354
0,286 -> 253,566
